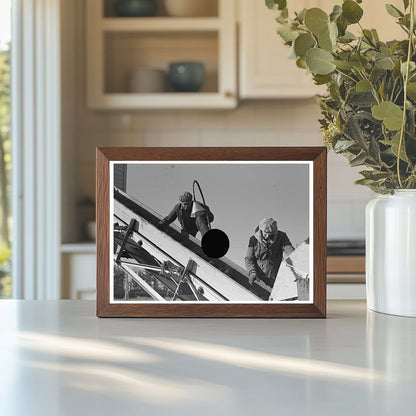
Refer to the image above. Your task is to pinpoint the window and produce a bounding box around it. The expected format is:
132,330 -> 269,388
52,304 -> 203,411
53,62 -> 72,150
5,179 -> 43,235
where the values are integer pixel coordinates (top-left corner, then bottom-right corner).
0,0 -> 11,298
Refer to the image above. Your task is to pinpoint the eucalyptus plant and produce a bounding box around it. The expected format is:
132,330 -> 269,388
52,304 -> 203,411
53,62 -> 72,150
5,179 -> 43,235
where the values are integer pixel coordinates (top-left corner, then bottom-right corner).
267,0 -> 416,193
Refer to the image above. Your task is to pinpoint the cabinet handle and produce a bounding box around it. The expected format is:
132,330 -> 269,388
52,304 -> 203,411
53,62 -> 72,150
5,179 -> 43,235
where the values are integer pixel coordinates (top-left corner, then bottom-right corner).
224,91 -> 234,99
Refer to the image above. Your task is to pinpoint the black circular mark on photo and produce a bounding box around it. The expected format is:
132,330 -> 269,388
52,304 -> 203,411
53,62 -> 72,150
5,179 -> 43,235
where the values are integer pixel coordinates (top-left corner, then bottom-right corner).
201,229 -> 230,258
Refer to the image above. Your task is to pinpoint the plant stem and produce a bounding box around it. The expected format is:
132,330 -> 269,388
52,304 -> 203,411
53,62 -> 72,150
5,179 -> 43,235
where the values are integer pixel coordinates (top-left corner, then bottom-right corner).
358,69 -> 381,104
334,68 -> 358,84
390,79 -> 398,101
397,0 -> 415,188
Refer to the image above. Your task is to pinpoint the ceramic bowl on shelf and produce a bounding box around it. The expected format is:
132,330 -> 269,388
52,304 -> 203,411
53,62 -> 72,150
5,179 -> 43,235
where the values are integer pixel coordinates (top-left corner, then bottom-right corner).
128,68 -> 167,93
168,62 -> 205,92
114,0 -> 158,17
164,0 -> 218,17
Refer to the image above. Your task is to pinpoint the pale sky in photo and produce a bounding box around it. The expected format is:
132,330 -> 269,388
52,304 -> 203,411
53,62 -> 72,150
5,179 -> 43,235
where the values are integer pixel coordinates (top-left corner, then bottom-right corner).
0,0 -> 11,49
126,163 -> 310,269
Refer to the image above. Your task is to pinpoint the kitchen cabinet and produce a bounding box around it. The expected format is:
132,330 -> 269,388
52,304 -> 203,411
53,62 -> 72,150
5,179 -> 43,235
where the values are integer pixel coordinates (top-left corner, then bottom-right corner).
86,0 -> 237,109
61,244 -> 96,300
238,0 -> 325,99
327,256 -> 366,299
238,0 -> 404,99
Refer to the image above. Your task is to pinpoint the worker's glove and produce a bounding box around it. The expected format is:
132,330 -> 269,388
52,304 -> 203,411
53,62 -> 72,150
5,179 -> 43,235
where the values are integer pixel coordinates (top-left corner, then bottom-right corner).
248,272 -> 258,285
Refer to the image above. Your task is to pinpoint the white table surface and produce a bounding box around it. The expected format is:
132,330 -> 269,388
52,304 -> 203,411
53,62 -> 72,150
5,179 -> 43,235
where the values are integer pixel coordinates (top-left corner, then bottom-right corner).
0,300 -> 415,416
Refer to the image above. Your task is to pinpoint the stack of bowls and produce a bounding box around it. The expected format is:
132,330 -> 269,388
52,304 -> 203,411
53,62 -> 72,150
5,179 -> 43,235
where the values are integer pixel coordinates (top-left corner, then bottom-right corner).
164,0 -> 218,17
128,68 -> 167,93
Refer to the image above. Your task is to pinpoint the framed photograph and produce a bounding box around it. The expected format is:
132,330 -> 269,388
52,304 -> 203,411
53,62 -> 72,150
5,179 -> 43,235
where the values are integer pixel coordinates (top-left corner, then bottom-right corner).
96,147 -> 327,317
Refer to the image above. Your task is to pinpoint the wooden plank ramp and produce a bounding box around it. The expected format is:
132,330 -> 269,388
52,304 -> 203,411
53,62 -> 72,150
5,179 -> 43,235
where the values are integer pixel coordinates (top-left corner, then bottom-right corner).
113,188 -> 270,301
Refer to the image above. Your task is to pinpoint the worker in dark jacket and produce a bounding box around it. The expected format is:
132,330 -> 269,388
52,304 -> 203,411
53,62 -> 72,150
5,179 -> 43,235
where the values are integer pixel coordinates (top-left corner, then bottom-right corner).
159,191 -> 214,238
245,218 -> 294,288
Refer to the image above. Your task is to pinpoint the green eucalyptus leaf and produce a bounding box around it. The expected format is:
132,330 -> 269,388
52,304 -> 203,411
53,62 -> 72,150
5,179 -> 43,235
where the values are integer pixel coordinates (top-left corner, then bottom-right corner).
378,78 -> 386,100
277,23 -> 299,43
294,33 -> 316,57
343,114 -> 368,147
401,61 -> 416,76
399,14 -> 411,29
403,0 -> 409,10
407,82 -> 416,99
330,5 -> 342,22
296,8 -> 307,23
318,27 -> 334,52
360,170 -> 391,180
328,21 -> 338,44
372,101 -> 404,130
371,29 -> 380,42
369,136 -> 382,163
350,54 -> 368,70
304,8 -> 328,35
276,14 -> 287,24
334,139 -> 355,151
313,74 -> 332,85
356,79 -> 372,92
296,57 -> 308,69
281,8 -> 288,19
266,0 -> 287,11
370,68 -> 385,84
383,132 -> 409,162
356,178 -> 378,186
278,0 -> 287,10
342,0 -> 364,24
348,92 -> 377,107
329,81 -> 341,101
306,48 -> 335,75
333,60 -> 353,70
339,31 -> 356,43
350,152 -> 368,167
363,29 -> 375,45
380,44 -> 393,55
336,15 -> 348,36
375,55 -> 395,70
385,4 -> 404,18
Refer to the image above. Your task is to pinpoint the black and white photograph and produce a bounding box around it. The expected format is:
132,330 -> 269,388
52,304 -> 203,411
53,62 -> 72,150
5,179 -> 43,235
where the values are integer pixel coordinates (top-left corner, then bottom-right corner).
110,161 -> 313,303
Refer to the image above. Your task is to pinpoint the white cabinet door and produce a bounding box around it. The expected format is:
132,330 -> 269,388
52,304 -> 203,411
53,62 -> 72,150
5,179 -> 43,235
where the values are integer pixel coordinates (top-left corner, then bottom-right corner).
239,0 -> 325,99
62,253 -> 96,300
238,0 -> 404,99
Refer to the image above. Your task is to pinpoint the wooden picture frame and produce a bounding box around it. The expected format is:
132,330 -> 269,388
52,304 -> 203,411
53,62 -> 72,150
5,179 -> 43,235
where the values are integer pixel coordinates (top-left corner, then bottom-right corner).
96,147 -> 327,317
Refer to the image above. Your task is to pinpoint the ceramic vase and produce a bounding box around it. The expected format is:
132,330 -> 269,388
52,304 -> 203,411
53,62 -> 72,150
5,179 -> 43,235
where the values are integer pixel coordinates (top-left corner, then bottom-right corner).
366,190 -> 416,317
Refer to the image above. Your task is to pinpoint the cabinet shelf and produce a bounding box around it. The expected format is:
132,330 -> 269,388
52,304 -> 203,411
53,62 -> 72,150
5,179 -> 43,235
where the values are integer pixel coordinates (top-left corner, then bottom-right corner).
101,17 -> 221,32
90,92 -> 235,110
61,243 -> 96,254
87,0 -> 236,109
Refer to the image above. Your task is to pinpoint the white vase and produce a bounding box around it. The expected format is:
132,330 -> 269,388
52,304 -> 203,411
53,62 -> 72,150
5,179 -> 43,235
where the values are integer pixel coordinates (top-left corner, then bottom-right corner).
366,190 -> 416,317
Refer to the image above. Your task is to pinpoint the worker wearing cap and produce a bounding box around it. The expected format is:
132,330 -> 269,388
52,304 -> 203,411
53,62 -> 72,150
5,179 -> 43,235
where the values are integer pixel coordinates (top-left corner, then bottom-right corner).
159,191 -> 214,238
245,218 -> 294,288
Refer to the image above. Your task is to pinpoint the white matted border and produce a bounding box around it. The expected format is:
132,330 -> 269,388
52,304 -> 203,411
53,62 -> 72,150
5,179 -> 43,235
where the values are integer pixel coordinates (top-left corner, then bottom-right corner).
109,161 -> 314,304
